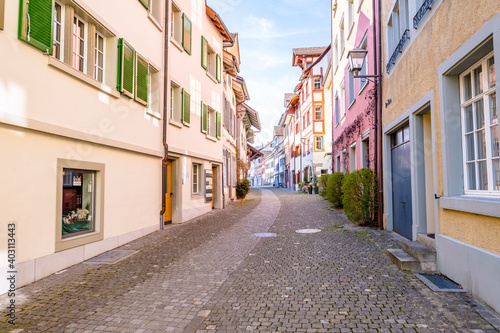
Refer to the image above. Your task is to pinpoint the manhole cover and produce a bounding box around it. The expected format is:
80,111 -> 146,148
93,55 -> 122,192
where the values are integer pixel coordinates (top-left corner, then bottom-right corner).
296,229 -> 321,234
85,250 -> 136,264
415,273 -> 466,292
252,232 -> 277,237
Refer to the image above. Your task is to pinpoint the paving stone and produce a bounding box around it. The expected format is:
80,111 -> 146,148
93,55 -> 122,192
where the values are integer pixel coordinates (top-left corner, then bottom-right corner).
1,188 -> 499,332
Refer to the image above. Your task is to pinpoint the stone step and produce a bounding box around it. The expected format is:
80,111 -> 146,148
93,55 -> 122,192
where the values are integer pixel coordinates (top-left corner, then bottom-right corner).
386,249 -> 420,272
401,241 -> 436,262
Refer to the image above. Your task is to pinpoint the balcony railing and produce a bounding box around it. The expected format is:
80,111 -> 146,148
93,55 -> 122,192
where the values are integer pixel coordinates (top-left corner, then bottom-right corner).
413,0 -> 436,29
386,29 -> 410,73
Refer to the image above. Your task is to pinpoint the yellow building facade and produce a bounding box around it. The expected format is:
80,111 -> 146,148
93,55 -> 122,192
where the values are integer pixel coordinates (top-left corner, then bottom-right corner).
381,0 -> 500,313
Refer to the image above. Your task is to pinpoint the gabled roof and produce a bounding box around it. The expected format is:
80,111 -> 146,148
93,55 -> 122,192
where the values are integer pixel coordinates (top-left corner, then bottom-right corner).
206,5 -> 233,44
302,44 -> 332,78
293,47 -> 328,56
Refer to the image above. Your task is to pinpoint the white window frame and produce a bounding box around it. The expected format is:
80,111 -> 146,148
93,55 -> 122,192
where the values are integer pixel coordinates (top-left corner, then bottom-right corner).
350,142 -> 357,172
72,14 -> 87,73
460,52 -> 498,195
148,64 -> 160,116
358,34 -> 369,94
314,106 -> 323,121
53,1 -> 64,61
171,1 -> 182,46
207,105 -> 217,138
94,31 -> 105,83
315,136 -> 324,151
170,81 -> 182,124
314,77 -> 321,90
339,15 -> 345,59
192,163 -> 201,194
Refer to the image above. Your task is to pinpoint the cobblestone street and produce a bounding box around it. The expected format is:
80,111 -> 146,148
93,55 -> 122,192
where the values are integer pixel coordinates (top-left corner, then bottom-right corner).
1,188 -> 499,332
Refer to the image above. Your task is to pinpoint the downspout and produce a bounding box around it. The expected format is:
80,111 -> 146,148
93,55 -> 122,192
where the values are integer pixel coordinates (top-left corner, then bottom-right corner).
160,2 -> 170,229
372,0 -> 384,229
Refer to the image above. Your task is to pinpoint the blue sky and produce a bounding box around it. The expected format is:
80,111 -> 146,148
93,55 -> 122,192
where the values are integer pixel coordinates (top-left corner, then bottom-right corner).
207,0 -> 331,147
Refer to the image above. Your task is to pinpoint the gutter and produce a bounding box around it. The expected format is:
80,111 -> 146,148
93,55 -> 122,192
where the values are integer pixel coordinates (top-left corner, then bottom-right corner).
160,1 -> 170,229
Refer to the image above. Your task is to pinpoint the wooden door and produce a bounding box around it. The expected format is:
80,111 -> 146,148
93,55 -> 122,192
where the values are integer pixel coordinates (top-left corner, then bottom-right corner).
164,160 -> 173,224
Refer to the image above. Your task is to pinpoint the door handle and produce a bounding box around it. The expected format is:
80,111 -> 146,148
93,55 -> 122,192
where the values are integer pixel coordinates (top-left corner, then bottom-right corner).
401,201 -> 406,204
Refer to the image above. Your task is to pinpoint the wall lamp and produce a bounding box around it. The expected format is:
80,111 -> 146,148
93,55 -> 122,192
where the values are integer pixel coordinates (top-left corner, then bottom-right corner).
347,48 -> 381,83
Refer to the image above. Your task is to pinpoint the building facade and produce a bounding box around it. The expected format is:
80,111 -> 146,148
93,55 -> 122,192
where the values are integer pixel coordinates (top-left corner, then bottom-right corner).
1,0 -> 165,291
381,0 -> 500,313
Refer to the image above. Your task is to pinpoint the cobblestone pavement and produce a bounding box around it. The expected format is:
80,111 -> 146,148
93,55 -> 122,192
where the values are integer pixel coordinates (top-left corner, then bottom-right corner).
2,188 -> 499,332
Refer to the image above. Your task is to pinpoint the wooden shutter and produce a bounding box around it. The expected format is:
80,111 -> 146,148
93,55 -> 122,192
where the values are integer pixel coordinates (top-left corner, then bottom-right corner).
216,111 -> 221,139
216,54 -> 221,83
117,38 -> 135,98
201,36 -> 208,69
182,89 -> 191,126
138,0 -> 149,9
135,53 -> 149,105
18,0 -> 54,54
182,14 -> 192,54
201,102 -> 208,133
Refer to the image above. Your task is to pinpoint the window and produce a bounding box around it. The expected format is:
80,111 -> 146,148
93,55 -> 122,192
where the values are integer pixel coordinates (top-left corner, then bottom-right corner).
315,136 -> 324,151
56,159 -> 104,252
350,143 -> 357,172
347,0 -> 354,35
18,0 -> 53,54
314,77 -> 321,90
387,0 -> 409,58
62,169 -> 95,237
358,35 -> 369,93
361,136 -> 370,168
148,65 -> 160,115
53,2 -> 63,60
339,16 -> 345,58
336,154 -> 341,172
205,105 -> 221,139
314,106 -> 323,121
149,0 -> 162,24
171,1 -> 182,44
335,94 -> 340,125
340,79 -> 346,118
72,15 -> 87,72
334,36 -> 339,69
170,81 -> 182,122
202,37 -> 221,82
94,32 -> 105,82
182,13 -> 192,54
460,53 -> 498,193
192,164 -> 201,194
348,70 -> 355,106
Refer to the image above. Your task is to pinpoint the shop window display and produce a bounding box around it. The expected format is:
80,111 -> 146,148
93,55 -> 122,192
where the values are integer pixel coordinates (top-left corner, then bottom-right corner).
62,169 -> 95,237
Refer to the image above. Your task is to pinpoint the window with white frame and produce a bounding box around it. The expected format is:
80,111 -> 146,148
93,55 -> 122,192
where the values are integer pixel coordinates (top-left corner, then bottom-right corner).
72,15 -> 87,73
315,136 -> 324,151
361,136 -> 370,168
192,163 -> 202,194
340,16 -> 345,58
207,105 -> 217,138
171,1 -> 182,45
53,2 -> 64,61
314,106 -> 323,121
387,0 -> 409,55
335,93 -> 340,125
314,77 -> 321,90
348,70 -> 355,106
149,0 -> 162,24
358,35 -> 369,93
460,53 -> 499,193
347,0 -> 354,36
170,81 -> 182,123
341,150 -> 347,172
94,32 -> 105,82
334,36 -> 339,69
148,65 -> 160,115
340,80 -> 346,118
336,154 -> 341,172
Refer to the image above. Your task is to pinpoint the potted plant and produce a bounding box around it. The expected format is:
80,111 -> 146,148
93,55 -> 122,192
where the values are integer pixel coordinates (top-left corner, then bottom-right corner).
312,174 -> 319,194
307,183 -> 313,194
298,181 -> 304,192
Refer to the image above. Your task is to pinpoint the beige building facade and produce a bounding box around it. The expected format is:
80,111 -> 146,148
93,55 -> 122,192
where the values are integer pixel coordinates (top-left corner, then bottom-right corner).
165,1 -> 231,222
0,0 -> 165,291
381,0 -> 500,313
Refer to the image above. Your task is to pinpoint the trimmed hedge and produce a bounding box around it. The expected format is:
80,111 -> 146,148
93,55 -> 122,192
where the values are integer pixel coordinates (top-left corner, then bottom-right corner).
236,178 -> 251,199
341,168 -> 378,226
326,172 -> 344,208
318,174 -> 330,197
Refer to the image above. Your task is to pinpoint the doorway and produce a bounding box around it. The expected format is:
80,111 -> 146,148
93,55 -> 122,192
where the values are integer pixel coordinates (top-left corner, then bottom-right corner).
391,125 -> 413,239
164,160 -> 173,224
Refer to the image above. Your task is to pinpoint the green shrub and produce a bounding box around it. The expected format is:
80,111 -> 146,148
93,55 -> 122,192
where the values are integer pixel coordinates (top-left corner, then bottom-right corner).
318,174 -> 330,197
236,178 -> 251,199
341,168 -> 378,226
326,172 -> 344,208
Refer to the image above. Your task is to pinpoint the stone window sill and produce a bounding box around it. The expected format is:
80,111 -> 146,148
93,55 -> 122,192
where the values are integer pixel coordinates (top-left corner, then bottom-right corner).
440,195 -> 500,218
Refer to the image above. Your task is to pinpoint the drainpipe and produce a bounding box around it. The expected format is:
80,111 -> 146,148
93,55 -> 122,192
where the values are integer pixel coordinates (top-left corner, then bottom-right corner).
160,2 -> 170,229
372,0 -> 384,229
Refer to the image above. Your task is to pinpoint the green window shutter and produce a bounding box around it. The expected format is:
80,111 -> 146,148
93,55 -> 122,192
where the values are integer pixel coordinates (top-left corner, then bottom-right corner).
182,13 -> 192,54
201,36 -> 208,69
216,112 -> 221,139
182,89 -> 191,126
18,0 -> 54,54
135,53 -> 149,105
117,38 -> 135,98
216,54 -> 221,83
138,0 -> 149,9
201,102 -> 208,133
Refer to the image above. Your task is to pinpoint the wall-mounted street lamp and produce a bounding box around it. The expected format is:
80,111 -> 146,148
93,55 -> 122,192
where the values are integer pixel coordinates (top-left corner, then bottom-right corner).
347,48 -> 381,82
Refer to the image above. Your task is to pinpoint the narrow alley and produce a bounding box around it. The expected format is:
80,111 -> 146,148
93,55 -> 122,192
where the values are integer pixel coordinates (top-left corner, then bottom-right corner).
1,188 -> 498,332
